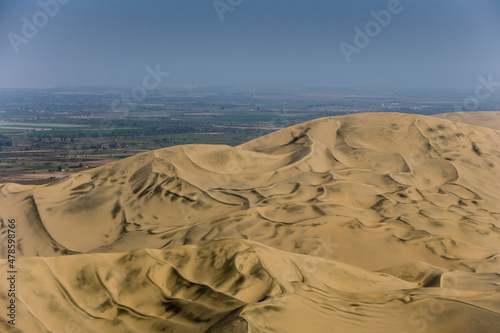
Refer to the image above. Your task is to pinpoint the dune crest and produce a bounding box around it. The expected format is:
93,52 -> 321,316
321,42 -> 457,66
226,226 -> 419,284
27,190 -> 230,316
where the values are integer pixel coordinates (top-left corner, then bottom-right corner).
1,112 -> 499,332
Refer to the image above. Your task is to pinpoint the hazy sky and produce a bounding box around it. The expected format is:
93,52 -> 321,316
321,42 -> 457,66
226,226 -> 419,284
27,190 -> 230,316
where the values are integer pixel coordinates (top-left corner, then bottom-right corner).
0,0 -> 499,89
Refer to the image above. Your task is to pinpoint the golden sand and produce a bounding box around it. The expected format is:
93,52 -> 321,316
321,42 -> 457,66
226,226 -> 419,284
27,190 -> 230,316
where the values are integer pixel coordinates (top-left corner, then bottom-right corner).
1,112 -> 499,332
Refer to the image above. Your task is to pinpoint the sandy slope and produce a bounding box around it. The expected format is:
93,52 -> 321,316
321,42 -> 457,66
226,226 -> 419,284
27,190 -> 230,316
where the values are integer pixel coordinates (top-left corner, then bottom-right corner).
1,112 -> 499,332
1,240 -> 499,333
434,111 -> 500,131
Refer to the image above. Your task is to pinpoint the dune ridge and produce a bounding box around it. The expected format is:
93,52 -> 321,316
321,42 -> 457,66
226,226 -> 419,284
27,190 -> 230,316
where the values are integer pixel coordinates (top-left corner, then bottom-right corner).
1,112 -> 499,332
2,239 -> 500,332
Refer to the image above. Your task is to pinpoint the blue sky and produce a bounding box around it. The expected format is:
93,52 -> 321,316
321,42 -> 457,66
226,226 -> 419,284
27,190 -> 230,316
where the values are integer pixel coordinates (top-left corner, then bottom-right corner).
0,0 -> 499,89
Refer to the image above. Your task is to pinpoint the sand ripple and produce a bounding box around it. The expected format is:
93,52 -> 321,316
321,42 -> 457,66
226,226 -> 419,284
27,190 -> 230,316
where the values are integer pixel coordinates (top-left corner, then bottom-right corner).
1,112 -> 499,332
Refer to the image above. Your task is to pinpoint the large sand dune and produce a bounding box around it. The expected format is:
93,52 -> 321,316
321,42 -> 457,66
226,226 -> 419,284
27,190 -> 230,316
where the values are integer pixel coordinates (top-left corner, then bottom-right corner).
1,112 -> 499,332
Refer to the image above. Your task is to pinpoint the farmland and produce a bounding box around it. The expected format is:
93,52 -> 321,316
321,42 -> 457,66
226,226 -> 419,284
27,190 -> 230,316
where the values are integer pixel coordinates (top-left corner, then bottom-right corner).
1,86 -> 498,184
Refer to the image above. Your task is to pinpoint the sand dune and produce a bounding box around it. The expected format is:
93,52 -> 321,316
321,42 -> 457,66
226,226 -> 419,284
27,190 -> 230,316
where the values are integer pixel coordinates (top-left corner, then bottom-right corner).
434,111 -> 500,131
1,240 -> 499,333
1,112 -> 499,332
